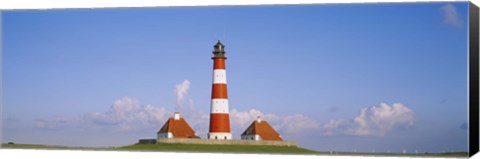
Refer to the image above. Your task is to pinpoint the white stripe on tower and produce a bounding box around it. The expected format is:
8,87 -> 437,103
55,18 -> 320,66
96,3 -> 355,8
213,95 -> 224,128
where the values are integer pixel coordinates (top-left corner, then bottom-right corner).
213,69 -> 227,84
211,99 -> 229,113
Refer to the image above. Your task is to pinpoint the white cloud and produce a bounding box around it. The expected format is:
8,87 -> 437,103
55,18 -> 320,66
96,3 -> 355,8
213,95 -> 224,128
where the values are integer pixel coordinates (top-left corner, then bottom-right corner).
230,108 -> 320,135
35,80 -> 194,132
81,97 -> 169,131
188,99 -> 195,111
36,96 -> 169,131
174,80 -> 191,110
170,80 -> 210,135
230,109 -> 263,127
27,81 -> 418,151
321,103 -> 415,136
274,113 -> 321,134
322,119 -> 349,135
36,102 -> 320,136
34,95 -> 412,138
182,112 -> 209,136
441,4 -> 463,28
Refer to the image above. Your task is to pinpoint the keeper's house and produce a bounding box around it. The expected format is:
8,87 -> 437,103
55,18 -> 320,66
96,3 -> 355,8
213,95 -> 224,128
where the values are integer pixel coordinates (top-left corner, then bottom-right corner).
240,117 -> 283,141
157,112 -> 199,139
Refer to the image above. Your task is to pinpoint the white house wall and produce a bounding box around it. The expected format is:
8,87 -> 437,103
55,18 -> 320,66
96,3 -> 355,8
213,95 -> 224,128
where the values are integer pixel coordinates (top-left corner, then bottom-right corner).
157,132 -> 173,139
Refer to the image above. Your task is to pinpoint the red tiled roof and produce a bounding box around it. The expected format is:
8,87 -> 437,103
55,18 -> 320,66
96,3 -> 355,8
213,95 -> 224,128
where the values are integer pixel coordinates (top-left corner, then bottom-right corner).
241,120 -> 283,141
157,117 -> 197,138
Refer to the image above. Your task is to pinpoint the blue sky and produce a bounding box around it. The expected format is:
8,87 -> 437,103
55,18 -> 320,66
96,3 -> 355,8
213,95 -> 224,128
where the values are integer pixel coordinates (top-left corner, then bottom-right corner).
2,2 -> 470,153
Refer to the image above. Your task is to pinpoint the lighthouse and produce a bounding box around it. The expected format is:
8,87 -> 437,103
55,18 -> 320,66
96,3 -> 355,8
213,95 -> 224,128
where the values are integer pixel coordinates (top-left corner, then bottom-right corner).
208,40 -> 232,140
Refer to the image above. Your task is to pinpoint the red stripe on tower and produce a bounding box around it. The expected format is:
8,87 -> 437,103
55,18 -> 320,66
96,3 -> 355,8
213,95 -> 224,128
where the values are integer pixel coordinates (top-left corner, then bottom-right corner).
208,40 -> 232,140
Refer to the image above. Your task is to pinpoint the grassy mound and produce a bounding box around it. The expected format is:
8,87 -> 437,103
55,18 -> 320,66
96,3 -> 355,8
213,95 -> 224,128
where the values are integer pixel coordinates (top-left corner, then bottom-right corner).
116,143 -> 319,154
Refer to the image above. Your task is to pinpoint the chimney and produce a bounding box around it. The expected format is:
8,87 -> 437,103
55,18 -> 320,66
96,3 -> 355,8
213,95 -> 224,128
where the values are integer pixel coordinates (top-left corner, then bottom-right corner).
257,116 -> 261,123
174,112 -> 180,120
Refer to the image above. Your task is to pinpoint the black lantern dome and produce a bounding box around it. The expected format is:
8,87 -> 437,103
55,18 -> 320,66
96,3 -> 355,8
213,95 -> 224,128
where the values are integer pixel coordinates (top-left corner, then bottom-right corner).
212,40 -> 226,59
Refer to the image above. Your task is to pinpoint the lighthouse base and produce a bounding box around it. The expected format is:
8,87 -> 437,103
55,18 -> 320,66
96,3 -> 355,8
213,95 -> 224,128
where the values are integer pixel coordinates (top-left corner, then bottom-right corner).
208,132 -> 232,140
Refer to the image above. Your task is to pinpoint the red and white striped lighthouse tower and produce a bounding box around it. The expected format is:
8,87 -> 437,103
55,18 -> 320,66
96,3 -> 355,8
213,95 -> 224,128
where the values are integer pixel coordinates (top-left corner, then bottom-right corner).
208,40 -> 232,140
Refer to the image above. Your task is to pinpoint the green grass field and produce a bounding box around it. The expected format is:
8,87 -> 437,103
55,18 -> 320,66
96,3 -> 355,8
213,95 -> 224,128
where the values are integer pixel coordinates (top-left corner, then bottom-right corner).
117,143 -> 318,154
1,143 -> 469,157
